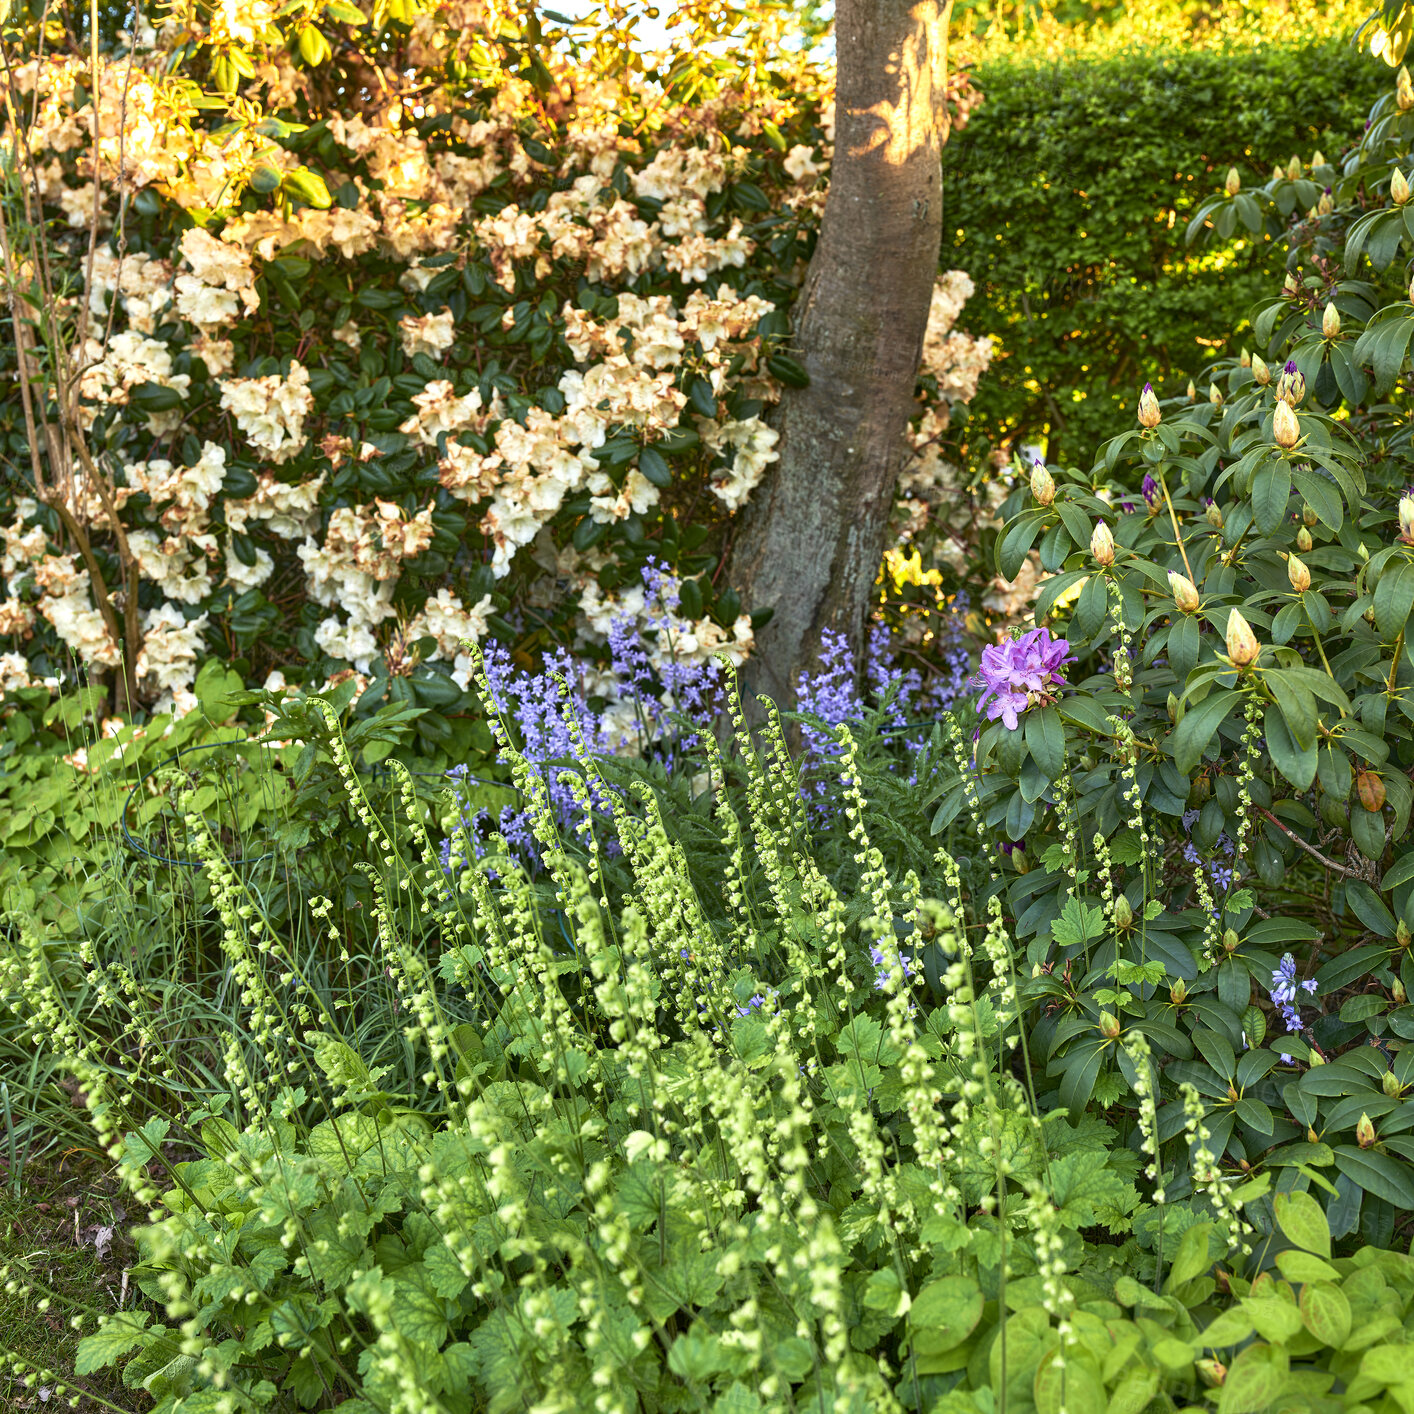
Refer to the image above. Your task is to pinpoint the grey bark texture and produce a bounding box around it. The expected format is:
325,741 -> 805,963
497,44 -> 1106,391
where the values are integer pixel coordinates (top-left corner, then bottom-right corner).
732,0 -> 954,707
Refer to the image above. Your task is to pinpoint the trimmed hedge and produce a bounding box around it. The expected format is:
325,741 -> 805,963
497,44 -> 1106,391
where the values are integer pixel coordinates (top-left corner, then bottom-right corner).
946,40 -> 1385,462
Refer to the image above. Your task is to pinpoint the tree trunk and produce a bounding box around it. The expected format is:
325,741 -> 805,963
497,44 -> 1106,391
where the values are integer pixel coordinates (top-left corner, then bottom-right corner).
732,0 -> 953,707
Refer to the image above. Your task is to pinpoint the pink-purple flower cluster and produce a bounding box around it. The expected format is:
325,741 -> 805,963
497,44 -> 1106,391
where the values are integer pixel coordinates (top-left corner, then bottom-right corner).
974,627 -> 1074,730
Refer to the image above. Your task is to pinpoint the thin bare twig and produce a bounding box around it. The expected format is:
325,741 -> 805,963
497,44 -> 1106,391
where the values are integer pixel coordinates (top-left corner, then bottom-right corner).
1254,805 -> 1360,878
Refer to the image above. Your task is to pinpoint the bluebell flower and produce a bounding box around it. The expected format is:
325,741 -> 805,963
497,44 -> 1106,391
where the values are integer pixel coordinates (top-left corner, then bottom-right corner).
1270,953 -> 1317,1033
869,944 -> 916,990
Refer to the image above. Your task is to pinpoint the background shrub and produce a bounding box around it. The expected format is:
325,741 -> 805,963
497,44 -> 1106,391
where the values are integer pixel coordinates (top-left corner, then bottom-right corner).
945,39 -> 1384,463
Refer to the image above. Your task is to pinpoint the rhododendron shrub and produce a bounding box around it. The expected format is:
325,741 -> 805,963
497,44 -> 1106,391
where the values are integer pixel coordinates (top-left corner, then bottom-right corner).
0,0 -> 989,753
930,19 -> 1414,1226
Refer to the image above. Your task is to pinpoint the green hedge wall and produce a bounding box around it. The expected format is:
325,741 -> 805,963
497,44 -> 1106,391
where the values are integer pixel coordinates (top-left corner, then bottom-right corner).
945,40 -> 1386,464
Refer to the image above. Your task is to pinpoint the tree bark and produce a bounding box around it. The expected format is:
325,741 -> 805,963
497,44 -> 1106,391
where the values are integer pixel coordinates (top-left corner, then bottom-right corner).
732,0 -> 953,707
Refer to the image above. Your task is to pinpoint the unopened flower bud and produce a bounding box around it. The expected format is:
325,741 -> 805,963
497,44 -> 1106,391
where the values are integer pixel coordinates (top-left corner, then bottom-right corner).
1239,347 -> 1251,368
1196,1358 -> 1227,1389
1296,525 -> 1313,551
1169,570 -> 1200,613
1399,65 -> 1414,111
1400,496 -> 1414,541
1275,359 -> 1305,405
1357,1112 -> 1378,1148
1288,554 -> 1311,593
1209,382 -> 1223,406
1031,461 -> 1055,506
1287,154 -> 1302,179
1409,272 -> 1414,306
1399,920 -> 1412,948
1137,383 -> 1161,428
1091,521 -> 1115,567
1114,894 -> 1134,929
1252,354 -> 1270,385
1170,978 -> 1187,1004
1303,503 -> 1319,527
1167,691 -> 1180,723
1384,1070 -> 1402,1098
1395,976 -> 1408,1003
1394,168 -> 1412,206
1317,190 -> 1334,217
1186,379 -> 1196,402
1308,1050 -> 1325,1066
1312,149 -> 1326,168
1099,1012 -> 1121,1039
1273,164 -> 1286,184
1322,302 -> 1341,338
1273,399 -> 1301,449
1283,271 -> 1299,296
1307,1126 -> 1319,1142
1224,167 -> 1241,196
1225,609 -> 1260,668
1206,501 -> 1224,529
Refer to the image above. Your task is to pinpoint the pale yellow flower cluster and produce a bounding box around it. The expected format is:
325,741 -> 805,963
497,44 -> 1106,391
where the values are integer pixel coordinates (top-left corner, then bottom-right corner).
0,6 -> 954,707
78,331 -> 190,431
221,205 -> 380,261
224,472 -> 326,540
398,308 -> 457,358
123,442 -> 229,531
473,148 -> 754,292
174,228 -> 260,328
893,272 -> 998,591
405,587 -> 496,688
298,500 -> 438,671
33,559 -> 122,669
135,603 -> 209,710
218,361 -> 315,463
87,249 -> 174,333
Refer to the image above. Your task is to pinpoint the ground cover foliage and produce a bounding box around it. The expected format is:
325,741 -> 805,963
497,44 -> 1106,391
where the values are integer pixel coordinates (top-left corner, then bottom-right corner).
18,3 -> 1414,1414
0,659 -> 1404,1414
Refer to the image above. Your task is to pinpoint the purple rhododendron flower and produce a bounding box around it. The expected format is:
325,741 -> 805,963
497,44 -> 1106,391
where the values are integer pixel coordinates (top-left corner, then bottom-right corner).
974,627 -> 1074,730
1142,473 -> 1161,514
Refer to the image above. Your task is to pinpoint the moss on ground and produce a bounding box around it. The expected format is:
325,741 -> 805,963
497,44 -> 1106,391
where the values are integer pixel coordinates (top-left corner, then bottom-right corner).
0,1148 -> 148,1413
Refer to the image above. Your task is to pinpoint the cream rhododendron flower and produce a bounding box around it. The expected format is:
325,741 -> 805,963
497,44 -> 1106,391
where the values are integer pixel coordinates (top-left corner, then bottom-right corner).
407,589 -> 495,686
783,144 -> 821,181
700,417 -> 780,510
399,308 -> 457,358
218,361 -> 314,463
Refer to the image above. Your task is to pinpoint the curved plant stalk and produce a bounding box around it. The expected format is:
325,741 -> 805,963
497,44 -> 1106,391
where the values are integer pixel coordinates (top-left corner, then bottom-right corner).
0,0 -> 144,708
